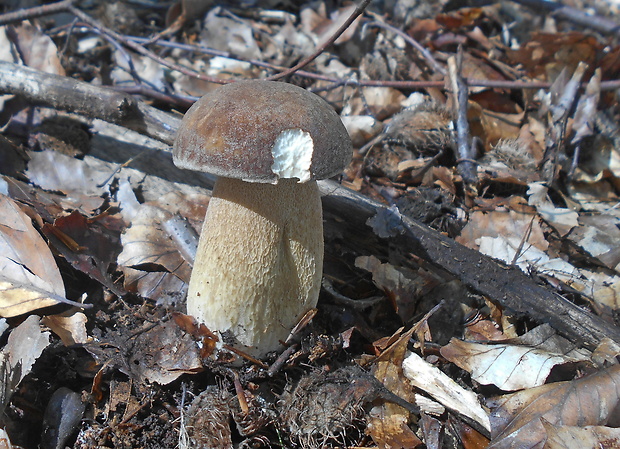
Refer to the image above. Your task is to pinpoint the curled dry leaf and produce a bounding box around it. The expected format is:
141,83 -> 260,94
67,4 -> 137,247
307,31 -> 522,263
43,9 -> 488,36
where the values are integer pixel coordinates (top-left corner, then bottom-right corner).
118,205 -> 192,282
440,338 -> 577,391
118,191 -> 208,303
487,364 -> 620,449
42,311 -> 88,346
0,194 -> 67,317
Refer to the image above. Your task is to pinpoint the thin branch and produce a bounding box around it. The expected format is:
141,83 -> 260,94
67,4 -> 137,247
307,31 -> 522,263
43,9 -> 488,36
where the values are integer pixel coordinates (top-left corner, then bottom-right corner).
65,6 -> 230,85
265,0 -> 373,81
448,48 -> 478,187
0,0 -> 74,25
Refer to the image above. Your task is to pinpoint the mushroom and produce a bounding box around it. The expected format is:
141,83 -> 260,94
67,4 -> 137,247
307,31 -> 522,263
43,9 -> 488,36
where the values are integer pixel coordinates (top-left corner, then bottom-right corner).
173,80 -> 352,358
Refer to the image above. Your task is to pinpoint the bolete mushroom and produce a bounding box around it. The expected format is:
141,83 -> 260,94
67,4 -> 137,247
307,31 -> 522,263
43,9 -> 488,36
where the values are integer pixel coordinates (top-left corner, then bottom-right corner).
173,80 -> 352,358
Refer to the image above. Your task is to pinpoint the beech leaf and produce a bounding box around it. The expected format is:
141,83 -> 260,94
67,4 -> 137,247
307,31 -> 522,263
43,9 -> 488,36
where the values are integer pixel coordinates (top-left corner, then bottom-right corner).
542,421 -> 620,449
487,364 -> 620,449
0,195 -> 66,316
440,338 -> 577,391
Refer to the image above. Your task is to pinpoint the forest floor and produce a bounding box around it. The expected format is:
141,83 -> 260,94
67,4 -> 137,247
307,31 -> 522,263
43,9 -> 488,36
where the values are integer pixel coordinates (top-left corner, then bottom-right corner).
0,0 -> 619,448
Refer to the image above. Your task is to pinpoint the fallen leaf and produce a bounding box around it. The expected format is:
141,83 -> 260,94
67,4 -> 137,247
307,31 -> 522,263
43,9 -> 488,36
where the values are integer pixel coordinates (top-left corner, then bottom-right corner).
506,32 -> 601,81
457,210 -> 547,253
527,182 -> 579,236
9,21 -> 65,75
42,310 -> 88,346
122,267 -> 188,306
26,151 -> 108,213
368,327 -> 422,449
403,351 -> 491,433
542,421 -> 620,449
118,204 -> 193,283
440,338 -> 577,391
43,211 -> 125,296
570,69 -> 601,144
487,364 -> 620,449
568,214 -> 620,270
0,315 -> 50,415
355,255 -> 438,321
0,194 -> 67,316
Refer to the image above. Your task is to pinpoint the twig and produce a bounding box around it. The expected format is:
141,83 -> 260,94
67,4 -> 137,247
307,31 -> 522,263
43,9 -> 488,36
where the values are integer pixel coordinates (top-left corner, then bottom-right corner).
65,7 -> 230,85
0,0 -> 74,25
447,48 -> 478,187
265,0 -> 373,81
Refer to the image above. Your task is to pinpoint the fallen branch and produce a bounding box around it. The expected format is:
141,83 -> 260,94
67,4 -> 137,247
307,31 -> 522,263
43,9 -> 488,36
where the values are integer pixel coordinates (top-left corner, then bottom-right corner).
1,61 -> 618,349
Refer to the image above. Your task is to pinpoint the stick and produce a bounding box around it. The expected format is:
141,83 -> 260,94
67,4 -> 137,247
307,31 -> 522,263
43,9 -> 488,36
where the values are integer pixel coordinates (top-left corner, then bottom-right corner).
447,48 -> 478,188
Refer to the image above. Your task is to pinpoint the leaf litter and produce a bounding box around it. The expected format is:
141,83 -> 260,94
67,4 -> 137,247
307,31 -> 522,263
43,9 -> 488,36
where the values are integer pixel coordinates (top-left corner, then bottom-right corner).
0,0 -> 619,447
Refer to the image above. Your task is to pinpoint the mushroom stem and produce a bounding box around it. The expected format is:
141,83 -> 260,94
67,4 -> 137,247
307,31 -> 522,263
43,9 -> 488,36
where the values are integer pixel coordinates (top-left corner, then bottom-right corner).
187,176 -> 324,357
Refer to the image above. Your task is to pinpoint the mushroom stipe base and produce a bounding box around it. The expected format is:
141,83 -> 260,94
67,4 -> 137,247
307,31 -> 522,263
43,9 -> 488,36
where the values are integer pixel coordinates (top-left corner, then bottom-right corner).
186,177 -> 324,357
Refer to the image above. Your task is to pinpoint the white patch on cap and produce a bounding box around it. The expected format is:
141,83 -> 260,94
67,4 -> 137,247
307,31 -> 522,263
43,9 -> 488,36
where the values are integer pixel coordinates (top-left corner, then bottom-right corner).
270,129 -> 314,182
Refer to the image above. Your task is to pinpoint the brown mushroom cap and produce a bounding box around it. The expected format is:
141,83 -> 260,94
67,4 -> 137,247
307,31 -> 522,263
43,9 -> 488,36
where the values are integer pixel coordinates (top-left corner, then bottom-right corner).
173,80 -> 352,183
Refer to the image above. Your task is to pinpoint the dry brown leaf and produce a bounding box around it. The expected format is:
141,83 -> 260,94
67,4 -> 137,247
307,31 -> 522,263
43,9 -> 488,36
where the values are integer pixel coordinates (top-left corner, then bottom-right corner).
457,210 -> 547,252
355,255 -> 437,321
0,316 -> 50,415
9,21 -> 65,75
123,268 -> 188,306
570,69 -> 601,144
43,211 -> 125,296
487,364 -> 620,449
592,338 -> 620,367
26,151 -> 108,213
118,191 -> 208,300
42,310 -> 88,346
368,327 -> 422,449
0,194 -> 67,316
568,214 -> 620,271
441,338 -> 577,391
506,32 -> 601,81
200,8 -> 262,61
126,320 -> 203,384
542,421 -> 620,449
118,203 -> 193,283
527,182 -> 578,236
